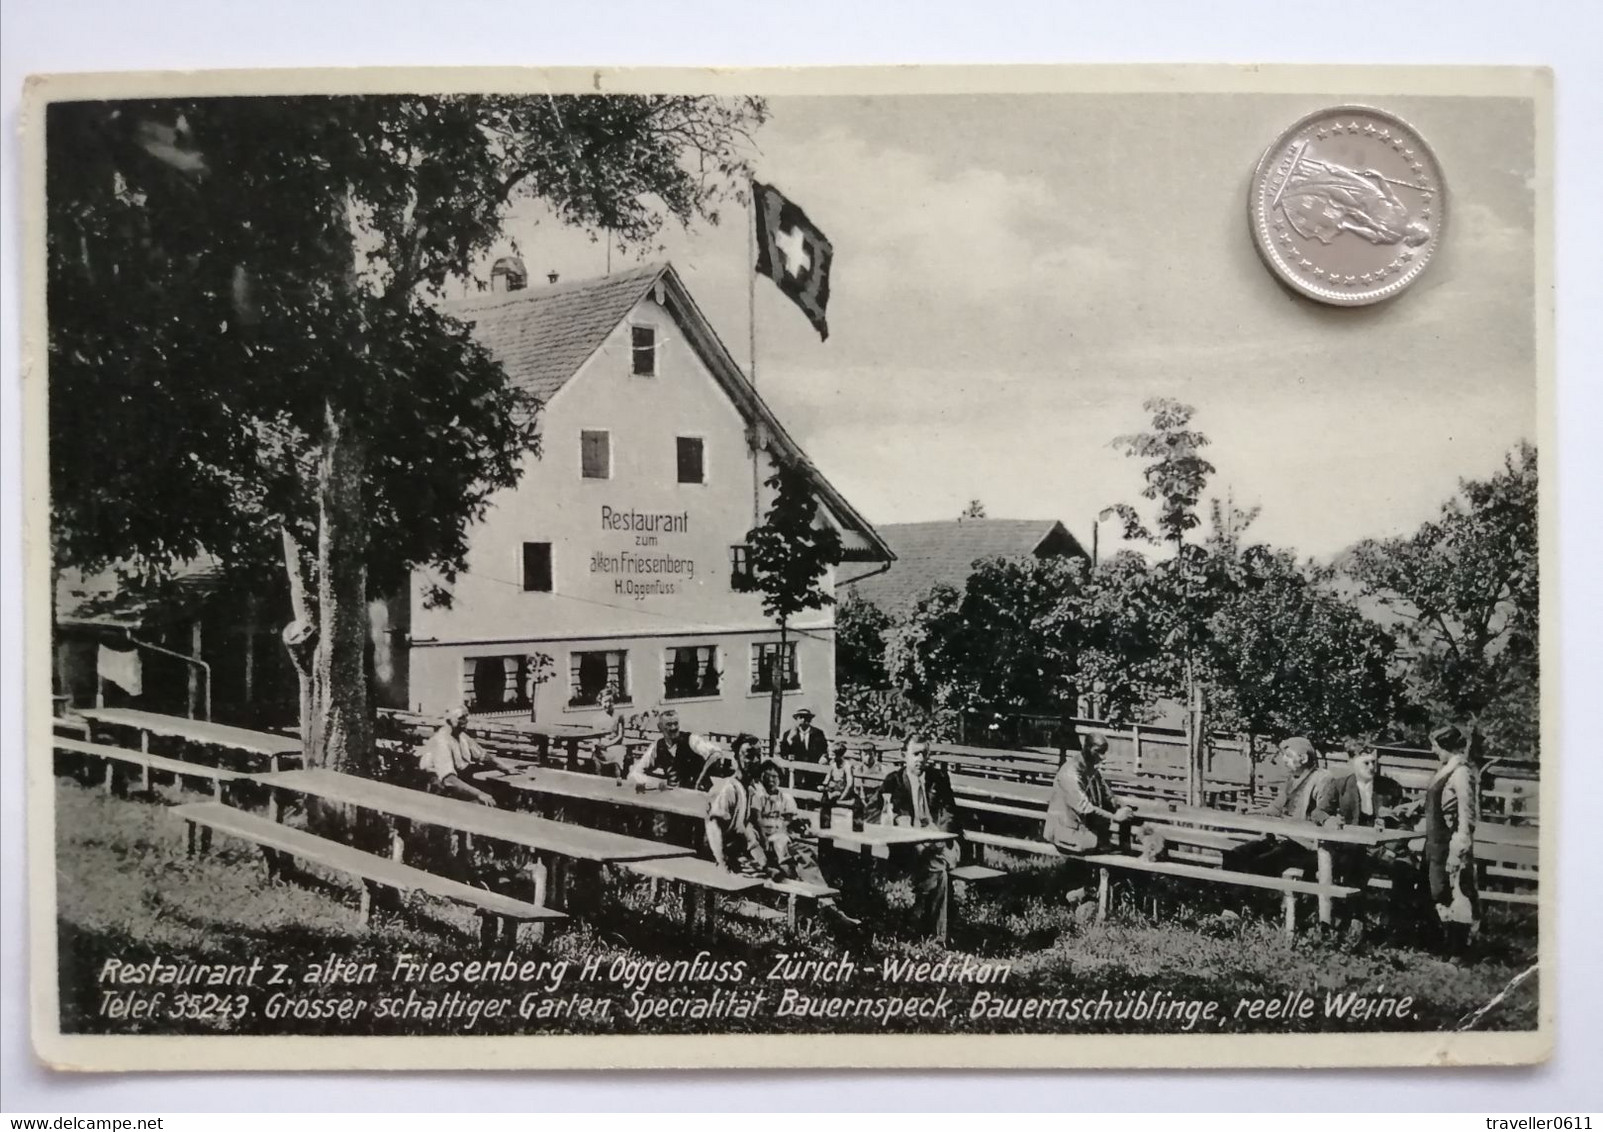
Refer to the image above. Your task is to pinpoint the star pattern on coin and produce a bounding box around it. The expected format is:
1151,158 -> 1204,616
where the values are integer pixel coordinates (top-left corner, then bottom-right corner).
1254,110 -> 1439,303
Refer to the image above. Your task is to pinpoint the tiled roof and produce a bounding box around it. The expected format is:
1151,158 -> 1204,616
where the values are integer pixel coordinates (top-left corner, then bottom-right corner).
57,555 -> 226,628
846,519 -> 1084,615
446,262 -> 666,404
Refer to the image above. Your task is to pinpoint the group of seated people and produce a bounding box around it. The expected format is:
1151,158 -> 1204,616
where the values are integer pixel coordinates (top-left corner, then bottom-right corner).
1043,726 -> 1484,948
414,700 -> 1485,950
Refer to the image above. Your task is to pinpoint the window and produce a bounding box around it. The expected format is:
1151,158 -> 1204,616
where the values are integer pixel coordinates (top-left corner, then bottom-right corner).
676,436 -> 705,484
462,655 -> 534,715
663,645 -> 720,700
751,641 -> 800,694
570,649 -> 629,707
631,325 -> 656,376
729,545 -> 751,590
580,430 -> 610,480
521,542 -> 552,592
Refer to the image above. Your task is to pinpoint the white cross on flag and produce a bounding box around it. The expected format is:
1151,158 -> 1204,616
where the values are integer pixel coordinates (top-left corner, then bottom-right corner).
752,181 -> 833,341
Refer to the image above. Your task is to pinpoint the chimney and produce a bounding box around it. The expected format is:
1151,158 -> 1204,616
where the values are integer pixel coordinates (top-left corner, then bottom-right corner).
490,255 -> 528,293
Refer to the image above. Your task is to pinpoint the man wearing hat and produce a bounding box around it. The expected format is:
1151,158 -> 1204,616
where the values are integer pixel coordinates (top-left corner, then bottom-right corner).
417,706 -> 521,806
779,707 -> 829,763
1221,736 -> 1329,877
1423,723 -> 1481,951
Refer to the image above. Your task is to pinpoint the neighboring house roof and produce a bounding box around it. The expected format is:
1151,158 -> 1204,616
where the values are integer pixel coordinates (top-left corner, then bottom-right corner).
446,262 -> 893,565
56,556 -> 227,630
846,518 -> 1088,615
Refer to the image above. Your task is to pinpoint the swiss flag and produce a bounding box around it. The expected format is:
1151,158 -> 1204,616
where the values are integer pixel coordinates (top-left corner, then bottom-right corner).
752,181 -> 833,341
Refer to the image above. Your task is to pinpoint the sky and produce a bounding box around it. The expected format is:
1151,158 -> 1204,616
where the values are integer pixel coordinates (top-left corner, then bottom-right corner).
484,91 -> 1537,561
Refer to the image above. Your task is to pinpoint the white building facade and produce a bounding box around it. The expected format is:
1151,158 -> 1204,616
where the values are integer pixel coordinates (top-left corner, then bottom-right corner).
400,262 -> 891,738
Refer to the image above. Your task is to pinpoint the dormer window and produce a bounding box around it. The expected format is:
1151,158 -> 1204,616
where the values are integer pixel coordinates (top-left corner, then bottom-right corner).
631,326 -> 656,377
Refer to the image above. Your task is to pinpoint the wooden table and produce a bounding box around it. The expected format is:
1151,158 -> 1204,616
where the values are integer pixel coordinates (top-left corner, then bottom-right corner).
258,768 -> 694,917
802,810 -> 959,859
486,766 -> 711,821
1131,802 -> 1419,923
496,721 -> 614,770
79,707 -> 302,771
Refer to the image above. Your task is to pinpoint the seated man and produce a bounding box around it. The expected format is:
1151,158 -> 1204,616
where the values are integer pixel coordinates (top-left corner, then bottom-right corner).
1044,734 -> 1134,855
1312,746 -> 1425,936
628,708 -> 724,791
417,705 -> 520,806
704,736 -> 764,874
868,738 -> 964,941
1221,736 -> 1327,877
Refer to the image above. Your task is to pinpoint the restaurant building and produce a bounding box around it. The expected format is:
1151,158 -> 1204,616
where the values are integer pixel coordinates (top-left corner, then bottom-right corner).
397,260 -> 892,736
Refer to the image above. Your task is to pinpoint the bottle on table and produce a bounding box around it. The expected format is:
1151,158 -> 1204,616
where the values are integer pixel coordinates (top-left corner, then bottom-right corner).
819,789 -> 835,829
851,793 -> 866,832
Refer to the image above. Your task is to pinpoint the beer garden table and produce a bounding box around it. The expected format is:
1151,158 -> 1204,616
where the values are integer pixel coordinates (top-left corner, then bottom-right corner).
496,720 -> 614,771
1130,801 -> 1420,923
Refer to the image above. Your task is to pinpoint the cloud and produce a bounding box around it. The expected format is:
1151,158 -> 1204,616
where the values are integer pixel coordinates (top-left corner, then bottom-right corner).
760,128 -> 1124,313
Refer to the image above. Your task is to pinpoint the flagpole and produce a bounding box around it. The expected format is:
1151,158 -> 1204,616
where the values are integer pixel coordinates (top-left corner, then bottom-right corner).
747,188 -> 758,388
747,186 -> 761,527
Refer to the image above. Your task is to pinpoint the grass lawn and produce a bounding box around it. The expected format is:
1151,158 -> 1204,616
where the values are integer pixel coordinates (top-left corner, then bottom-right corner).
52,777 -> 1539,1037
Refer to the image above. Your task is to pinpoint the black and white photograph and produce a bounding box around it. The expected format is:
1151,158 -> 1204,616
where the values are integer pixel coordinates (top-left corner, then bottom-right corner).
20,65 -> 1552,1071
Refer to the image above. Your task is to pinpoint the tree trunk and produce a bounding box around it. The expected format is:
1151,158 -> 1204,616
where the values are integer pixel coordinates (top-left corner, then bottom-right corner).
305,401 -> 377,843
768,618 -> 788,757
280,526 -> 316,753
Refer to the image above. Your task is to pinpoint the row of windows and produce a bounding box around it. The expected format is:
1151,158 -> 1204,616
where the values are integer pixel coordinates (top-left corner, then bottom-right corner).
580,431 -> 705,485
460,641 -> 800,714
518,542 -> 750,592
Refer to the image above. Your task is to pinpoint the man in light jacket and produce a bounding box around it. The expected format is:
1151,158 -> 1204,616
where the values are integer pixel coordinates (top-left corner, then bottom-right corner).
1044,734 -> 1134,854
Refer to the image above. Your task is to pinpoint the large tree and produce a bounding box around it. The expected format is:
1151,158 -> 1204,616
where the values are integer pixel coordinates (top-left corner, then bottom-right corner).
1344,442 -> 1539,759
47,94 -> 766,796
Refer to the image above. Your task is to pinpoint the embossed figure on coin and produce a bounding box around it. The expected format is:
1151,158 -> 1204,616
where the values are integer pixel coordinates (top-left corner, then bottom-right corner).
1277,153 -> 1431,248
1250,106 -> 1446,306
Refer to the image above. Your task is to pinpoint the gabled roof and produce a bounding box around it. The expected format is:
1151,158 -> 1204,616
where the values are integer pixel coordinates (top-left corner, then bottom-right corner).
448,262 -> 665,404
846,519 -> 1087,615
446,262 -> 893,565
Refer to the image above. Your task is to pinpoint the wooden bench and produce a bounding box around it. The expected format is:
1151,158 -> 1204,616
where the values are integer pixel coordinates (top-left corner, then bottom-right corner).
173,801 -> 565,948
617,855 -> 766,935
962,830 -> 1357,935
55,736 -> 251,799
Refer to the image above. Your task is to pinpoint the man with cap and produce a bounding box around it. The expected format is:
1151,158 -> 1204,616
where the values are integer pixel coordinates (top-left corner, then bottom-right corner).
779,707 -> 830,763
1423,723 -> 1481,951
703,735 -> 764,873
417,706 -> 521,806
1221,736 -> 1329,877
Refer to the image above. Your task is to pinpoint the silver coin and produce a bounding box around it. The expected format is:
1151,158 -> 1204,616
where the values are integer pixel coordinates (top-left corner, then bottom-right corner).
1249,105 -> 1445,306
